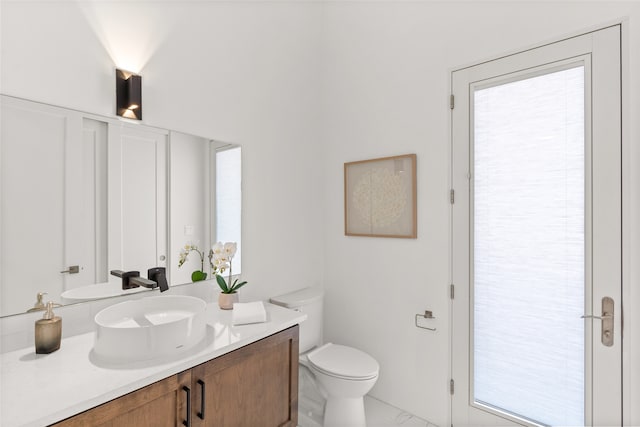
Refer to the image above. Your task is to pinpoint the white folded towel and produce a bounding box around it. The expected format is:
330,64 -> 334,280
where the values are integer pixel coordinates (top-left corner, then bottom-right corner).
232,301 -> 267,325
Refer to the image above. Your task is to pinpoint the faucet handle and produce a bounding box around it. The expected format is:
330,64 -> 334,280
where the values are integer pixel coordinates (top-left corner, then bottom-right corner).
147,267 -> 165,275
148,267 -> 169,292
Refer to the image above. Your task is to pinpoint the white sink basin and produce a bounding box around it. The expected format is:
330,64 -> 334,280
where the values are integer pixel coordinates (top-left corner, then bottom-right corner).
93,295 -> 207,363
61,281 -> 148,302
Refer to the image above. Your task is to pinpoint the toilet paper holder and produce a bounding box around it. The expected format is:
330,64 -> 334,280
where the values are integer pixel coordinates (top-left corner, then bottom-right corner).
415,310 -> 436,331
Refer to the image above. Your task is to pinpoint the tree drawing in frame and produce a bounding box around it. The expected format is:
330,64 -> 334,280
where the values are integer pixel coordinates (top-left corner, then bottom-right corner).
344,154 -> 417,238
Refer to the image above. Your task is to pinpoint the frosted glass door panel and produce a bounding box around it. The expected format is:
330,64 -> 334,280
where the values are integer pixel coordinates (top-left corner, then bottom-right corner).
473,66 -> 585,426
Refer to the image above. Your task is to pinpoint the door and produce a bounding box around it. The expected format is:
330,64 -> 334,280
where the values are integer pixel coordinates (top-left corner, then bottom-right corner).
108,124 -> 168,275
451,25 -> 621,426
0,96 -> 98,314
64,117 -> 109,290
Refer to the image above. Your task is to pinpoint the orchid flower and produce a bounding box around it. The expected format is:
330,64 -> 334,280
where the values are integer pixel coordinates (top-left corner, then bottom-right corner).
177,242 -> 207,282
209,241 -> 246,294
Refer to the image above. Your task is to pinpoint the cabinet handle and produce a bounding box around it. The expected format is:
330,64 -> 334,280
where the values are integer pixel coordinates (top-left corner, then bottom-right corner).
182,386 -> 191,427
197,379 -> 206,420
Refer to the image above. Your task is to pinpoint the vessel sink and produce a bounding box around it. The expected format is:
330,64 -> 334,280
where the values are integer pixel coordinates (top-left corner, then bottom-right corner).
93,295 -> 207,363
61,281 -> 148,302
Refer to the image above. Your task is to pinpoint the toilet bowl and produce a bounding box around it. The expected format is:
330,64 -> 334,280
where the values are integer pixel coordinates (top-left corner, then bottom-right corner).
270,287 -> 380,427
305,343 -> 379,427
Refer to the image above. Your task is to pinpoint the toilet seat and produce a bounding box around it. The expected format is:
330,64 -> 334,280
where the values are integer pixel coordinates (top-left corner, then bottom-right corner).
307,343 -> 379,381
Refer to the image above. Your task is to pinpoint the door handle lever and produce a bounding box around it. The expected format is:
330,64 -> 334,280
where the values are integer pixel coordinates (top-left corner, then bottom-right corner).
60,265 -> 79,274
580,313 -> 612,320
581,296 -> 614,347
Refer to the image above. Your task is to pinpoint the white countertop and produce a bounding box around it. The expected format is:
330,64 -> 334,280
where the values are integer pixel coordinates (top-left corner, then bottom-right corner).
0,302 -> 306,427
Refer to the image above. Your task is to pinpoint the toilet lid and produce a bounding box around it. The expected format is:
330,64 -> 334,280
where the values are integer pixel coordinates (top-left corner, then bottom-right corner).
307,343 -> 379,380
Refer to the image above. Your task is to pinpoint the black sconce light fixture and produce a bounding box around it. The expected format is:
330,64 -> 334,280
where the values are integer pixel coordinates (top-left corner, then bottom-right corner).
116,69 -> 142,120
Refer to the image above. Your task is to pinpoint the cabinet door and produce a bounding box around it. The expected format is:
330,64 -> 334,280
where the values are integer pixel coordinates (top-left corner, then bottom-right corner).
192,326 -> 299,427
53,371 -> 191,427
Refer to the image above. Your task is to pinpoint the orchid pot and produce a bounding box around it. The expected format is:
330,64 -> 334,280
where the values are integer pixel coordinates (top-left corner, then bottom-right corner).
210,242 -> 247,310
218,292 -> 239,310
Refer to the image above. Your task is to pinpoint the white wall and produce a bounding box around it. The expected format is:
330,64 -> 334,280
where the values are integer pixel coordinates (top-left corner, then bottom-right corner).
0,0 -> 325,304
169,131 -> 210,286
321,2 -> 640,426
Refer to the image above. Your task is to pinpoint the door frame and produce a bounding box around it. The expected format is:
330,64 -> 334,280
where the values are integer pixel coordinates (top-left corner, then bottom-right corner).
447,20 -> 628,427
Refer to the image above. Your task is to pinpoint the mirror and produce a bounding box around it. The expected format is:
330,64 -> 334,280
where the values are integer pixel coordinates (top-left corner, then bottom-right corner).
0,95 -> 241,317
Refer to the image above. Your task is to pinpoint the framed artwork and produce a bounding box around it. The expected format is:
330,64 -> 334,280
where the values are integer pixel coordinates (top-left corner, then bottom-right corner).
344,154 -> 417,238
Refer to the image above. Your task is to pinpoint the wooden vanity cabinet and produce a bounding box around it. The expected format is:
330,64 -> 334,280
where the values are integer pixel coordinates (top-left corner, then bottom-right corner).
53,370 -> 192,427
52,326 -> 298,427
190,325 -> 299,427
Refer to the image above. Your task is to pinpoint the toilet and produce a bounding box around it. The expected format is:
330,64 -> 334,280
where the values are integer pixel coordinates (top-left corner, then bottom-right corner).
270,287 -> 379,427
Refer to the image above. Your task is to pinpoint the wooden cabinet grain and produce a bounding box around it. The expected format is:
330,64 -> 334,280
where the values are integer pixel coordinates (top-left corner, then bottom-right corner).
191,325 -> 299,427
52,326 -> 299,427
53,370 -> 192,427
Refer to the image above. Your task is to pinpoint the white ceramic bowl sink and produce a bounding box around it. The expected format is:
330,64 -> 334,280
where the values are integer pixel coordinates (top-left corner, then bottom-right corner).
93,295 -> 207,363
61,281 -> 148,302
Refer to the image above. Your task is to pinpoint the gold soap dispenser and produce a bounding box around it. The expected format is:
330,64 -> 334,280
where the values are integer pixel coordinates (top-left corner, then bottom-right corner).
27,292 -> 47,312
35,301 -> 62,354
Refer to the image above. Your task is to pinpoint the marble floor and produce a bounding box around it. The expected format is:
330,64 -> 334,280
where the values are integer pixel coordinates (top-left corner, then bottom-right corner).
297,364 -> 438,427
298,394 -> 437,427
364,396 -> 437,427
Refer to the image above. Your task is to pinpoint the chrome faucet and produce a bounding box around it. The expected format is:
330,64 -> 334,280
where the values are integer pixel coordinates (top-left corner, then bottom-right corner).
110,267 -> 169,292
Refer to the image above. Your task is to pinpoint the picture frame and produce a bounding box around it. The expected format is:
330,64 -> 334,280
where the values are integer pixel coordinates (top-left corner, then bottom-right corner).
344,154 -> 417,238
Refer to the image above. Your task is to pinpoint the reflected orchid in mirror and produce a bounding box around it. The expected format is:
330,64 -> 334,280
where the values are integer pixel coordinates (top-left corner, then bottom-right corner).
209,241 -> 246,294
178,242 -> 208,282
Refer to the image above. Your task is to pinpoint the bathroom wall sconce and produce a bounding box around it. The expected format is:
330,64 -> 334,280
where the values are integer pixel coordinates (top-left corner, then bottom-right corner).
116,69 -> 142,120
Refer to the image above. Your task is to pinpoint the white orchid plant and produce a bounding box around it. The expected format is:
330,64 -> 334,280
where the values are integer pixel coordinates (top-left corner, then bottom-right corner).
209,242 -> 247,294
178,243 -> 208,282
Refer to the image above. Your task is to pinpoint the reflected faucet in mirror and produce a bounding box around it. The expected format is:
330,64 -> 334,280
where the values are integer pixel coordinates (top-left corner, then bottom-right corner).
110,268 -> 169,292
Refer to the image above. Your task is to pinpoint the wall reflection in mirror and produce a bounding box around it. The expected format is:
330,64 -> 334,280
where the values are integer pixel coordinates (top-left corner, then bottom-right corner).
0,95 -> 241,317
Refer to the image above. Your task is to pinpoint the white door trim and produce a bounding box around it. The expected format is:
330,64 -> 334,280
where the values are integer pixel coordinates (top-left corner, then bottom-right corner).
449,23 -> 623,427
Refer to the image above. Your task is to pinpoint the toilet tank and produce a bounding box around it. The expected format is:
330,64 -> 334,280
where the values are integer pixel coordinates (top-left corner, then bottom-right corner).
270,287 -> 323,353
